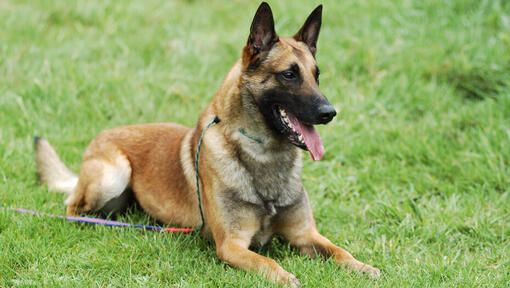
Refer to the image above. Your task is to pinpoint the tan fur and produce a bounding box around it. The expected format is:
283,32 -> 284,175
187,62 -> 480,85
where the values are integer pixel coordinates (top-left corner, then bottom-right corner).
35,138 -> 78,194
34,4 -> 379,286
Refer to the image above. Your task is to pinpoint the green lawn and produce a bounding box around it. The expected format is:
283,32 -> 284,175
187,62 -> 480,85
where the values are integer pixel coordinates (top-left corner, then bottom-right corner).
1,0 -> 509,287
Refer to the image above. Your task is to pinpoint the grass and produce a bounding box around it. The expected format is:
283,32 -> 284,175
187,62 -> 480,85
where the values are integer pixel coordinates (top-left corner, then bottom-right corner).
1,0 -> 509,286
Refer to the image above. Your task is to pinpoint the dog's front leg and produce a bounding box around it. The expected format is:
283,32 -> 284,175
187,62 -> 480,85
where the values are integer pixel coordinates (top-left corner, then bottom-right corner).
204,189 -> 301,286
293,231 -> 380,278
215,237 -> 301,287
275,195 -> 380,278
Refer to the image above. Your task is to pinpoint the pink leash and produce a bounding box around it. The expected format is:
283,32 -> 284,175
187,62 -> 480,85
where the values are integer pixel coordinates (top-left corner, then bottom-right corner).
2,207 -> 195,233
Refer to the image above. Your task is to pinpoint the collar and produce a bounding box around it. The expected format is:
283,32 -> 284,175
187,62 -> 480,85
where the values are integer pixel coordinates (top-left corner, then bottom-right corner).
238,129 -> 263,144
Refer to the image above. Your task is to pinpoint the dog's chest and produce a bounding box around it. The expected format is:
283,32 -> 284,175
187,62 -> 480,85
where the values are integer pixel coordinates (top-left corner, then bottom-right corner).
238,147 -> 303,210
251,215 -> 274,247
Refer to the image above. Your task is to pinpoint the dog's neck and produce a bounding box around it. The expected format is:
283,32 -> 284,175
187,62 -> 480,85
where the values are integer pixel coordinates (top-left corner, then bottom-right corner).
207,60 -> 287,150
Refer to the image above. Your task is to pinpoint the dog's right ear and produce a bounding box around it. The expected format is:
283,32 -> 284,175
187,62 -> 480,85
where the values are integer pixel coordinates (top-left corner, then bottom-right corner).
244,2 -> 279,63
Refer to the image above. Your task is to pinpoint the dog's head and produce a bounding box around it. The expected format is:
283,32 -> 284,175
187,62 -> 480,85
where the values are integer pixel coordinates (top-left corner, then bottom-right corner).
241,2 -> 335,161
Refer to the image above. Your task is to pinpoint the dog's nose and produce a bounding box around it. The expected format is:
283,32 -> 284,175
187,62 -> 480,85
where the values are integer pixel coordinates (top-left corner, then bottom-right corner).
317,104 -> 337,123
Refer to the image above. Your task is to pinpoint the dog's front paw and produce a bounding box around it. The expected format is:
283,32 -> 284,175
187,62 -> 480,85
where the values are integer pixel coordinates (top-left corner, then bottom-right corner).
342,260 -> 381,279
285,273 -> 301,287
358,263 -> 380,278
278,271 -> 301,287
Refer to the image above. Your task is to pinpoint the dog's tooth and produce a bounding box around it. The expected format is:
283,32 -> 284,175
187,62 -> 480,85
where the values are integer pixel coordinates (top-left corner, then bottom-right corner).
284,117 -> 289,123
298,135 -> 304,142
280,109 -> 286,116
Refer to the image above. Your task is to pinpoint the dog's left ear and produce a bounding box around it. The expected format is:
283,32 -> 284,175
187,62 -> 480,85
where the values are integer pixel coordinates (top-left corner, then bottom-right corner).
294,5 -> 322,56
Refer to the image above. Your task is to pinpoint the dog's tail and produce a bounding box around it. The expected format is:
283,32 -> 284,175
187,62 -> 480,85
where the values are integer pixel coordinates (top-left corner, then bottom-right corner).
34,137 -> 78,194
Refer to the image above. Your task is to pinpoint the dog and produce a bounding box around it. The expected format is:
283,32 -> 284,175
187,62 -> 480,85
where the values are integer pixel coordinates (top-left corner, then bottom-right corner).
34,3 -> 380,286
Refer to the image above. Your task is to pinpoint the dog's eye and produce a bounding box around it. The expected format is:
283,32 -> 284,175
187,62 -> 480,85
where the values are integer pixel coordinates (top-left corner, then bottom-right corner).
281,71 -> 296,80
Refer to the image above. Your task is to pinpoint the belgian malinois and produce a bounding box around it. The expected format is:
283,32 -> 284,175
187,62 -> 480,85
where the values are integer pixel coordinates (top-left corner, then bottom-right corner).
35,3 -> 380,286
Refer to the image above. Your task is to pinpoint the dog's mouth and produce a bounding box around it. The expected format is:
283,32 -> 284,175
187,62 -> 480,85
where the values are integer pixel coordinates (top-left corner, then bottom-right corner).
272,105 -> 324,161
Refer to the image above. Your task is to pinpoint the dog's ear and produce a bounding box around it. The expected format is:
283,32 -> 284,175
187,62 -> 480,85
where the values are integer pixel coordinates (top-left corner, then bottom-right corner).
246,2 -> 279,58
294,5 -> 322,56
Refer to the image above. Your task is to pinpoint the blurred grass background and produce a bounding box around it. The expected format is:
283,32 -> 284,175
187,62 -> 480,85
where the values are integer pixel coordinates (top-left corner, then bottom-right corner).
0,0 -> 509,286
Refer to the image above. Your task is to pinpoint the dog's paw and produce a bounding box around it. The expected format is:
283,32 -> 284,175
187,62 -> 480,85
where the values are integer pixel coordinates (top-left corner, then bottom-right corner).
342,260 -> 381,279
358,264 -> 380,278
278,272 -> 301,287
285,273 -> 301,287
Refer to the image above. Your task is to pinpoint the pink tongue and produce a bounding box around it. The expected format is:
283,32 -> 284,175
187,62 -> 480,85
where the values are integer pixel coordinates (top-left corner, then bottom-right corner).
287,113 -> 325,161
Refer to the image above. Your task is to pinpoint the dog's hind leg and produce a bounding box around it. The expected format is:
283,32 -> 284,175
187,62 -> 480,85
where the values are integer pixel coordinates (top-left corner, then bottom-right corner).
65,147 -> 131,216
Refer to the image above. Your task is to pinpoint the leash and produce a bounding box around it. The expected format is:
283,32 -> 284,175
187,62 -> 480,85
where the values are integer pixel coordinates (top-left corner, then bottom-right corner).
2,116 -> 221,234
1,207 -> 195,233
194,116 -> 220,231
